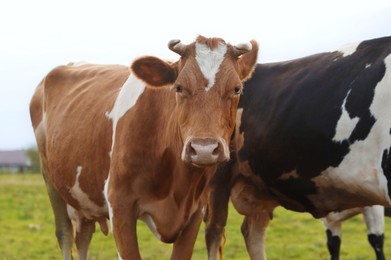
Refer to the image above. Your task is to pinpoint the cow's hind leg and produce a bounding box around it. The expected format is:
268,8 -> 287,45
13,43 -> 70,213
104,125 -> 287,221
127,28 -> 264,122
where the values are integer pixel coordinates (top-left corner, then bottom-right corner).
35,116 -> 74,259
241,211 -> 270,260
363,205 -> 385,260
44,173 -> 74,260
75,219 -> 95,260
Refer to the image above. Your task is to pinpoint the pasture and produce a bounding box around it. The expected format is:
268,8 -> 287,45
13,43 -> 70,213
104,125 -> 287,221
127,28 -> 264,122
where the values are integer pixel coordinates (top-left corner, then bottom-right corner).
1,173 -> 391,259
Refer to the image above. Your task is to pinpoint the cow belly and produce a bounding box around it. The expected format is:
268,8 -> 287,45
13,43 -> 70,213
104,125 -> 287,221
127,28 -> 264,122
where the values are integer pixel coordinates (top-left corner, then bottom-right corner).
312,166 -> 390,211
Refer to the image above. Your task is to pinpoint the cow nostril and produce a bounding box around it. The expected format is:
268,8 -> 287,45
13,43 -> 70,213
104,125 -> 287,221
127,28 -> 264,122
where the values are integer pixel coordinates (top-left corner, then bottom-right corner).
189,143 -> 197,156
212,142 -> 221,156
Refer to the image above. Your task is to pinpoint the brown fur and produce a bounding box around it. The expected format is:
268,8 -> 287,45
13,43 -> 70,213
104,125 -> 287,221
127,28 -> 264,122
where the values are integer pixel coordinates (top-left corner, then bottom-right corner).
30,36 -> 258,259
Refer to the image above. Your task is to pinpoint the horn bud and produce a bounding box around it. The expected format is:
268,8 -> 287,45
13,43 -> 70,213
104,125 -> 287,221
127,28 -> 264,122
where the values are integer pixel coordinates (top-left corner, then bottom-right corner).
168,39 -> 186,56
233,42 -> 252,57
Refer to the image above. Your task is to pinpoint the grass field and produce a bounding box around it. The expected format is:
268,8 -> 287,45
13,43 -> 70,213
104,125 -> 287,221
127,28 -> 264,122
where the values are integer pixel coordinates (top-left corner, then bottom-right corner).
1,173 -> 391,259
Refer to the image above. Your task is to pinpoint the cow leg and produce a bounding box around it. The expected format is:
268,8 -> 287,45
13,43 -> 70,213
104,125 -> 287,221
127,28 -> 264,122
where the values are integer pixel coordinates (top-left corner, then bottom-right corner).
106,178 -> 140,260
323,217 -> 342,260
109,204 -> 140,259
205,195 -> 229,260
75,219 -> 95,260
44,174 -> 74,260
363,205 -> 385,260
241,211 -> 270,260
205,162 -> 233,260
171,208 -> 203,260
35,122 -> 74,259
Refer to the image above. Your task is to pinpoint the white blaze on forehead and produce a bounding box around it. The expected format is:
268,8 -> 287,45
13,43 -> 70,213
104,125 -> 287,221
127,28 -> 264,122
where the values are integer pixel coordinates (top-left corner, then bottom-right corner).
195,42 -> 228,92
333,90 -> 359,142
337,41 -> 360,57
106,74 -> 145,157
69,166 -> 107,219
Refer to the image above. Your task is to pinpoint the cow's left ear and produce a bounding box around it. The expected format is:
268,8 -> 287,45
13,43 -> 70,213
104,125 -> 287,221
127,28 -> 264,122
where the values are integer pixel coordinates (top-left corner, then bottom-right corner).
131,56 -> 177,87
237,40 -> 259,81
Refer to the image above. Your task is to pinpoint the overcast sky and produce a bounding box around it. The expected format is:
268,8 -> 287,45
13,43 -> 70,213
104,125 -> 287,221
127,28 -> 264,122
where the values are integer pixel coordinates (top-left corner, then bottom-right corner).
1,0 -> 390,150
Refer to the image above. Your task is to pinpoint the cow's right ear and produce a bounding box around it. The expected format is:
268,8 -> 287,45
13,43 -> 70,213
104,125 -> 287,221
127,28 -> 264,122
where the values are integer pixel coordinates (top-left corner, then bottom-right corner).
131,56 -> 177,87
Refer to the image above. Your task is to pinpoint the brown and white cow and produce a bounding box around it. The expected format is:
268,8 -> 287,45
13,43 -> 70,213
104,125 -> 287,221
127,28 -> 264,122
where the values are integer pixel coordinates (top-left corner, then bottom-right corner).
29,36 -> 258,259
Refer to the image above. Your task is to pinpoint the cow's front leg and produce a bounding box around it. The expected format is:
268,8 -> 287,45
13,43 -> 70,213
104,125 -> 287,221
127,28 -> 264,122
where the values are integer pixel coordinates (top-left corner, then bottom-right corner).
109,198 -> 140,260
105,178 -> 140,260
205,161 -> 234,260
171,207 -> 203,260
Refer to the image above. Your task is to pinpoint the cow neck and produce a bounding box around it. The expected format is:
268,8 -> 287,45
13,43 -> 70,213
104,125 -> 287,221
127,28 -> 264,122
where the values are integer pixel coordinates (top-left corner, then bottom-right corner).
134,88 -> 215,240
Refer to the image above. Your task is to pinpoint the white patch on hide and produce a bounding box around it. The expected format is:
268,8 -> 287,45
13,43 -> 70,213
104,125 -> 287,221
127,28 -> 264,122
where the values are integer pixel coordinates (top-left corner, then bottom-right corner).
333,90 -> 359,142
69,166 -> 107,219
337,41 -> 360,57
322,54 -> 391,205
106,74 -> 145,158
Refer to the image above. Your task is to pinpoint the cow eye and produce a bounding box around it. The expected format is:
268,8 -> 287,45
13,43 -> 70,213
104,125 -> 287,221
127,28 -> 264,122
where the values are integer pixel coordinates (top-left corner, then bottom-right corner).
174,84 -> 183,93
234,86 -> 242,95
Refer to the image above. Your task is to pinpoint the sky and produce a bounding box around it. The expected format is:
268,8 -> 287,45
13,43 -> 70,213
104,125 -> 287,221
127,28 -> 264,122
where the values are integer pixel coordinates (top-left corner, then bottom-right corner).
0,0 -> 390,150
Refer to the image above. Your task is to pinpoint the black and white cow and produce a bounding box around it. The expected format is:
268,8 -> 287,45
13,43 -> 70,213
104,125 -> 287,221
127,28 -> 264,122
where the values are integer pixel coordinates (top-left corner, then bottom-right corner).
205,36 -> 391,260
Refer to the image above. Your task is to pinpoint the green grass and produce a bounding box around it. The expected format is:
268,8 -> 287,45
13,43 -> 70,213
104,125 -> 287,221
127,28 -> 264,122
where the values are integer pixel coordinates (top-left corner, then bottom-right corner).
1,173 -> 391,259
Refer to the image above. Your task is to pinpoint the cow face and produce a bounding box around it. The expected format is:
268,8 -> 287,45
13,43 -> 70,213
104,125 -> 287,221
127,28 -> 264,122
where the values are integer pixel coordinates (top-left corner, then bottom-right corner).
131,36 -> 258,167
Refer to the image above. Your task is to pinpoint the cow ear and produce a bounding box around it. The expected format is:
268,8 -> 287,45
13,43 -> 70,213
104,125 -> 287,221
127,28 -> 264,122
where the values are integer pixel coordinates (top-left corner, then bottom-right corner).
131,56 -> 177,87
237,40 -> 259,81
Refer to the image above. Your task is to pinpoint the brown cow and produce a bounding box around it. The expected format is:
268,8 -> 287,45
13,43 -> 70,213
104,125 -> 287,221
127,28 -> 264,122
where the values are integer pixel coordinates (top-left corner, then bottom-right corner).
29,36 -> 258,259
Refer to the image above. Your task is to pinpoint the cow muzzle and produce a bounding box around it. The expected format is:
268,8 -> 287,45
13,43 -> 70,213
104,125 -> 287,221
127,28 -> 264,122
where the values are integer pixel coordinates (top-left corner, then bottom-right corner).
182,137 -> 229,167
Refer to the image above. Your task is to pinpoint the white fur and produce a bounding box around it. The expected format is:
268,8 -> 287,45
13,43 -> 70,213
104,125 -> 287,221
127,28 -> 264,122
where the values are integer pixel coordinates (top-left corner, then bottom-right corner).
106,74 -> 145,157
363,205 -> 384,235
322,54 -> 391,204
337,41 -> 360,57
69,166 -> 107,219
333,90 -> 359,142
195,42 -> 227,92
103,175 -> 113,231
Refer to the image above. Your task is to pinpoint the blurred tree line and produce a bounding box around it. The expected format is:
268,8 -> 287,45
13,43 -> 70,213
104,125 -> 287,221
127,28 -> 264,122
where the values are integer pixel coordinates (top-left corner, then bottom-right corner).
26,146 -> 41,173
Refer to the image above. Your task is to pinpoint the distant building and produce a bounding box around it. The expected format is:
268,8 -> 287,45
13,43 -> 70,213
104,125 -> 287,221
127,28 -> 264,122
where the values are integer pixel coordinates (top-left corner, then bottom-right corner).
0,150 -> 30,173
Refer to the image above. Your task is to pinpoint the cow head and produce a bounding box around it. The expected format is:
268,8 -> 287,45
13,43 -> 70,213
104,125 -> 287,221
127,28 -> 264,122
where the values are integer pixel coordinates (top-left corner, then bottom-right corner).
131,36 -> 258,167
